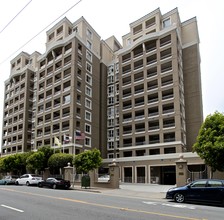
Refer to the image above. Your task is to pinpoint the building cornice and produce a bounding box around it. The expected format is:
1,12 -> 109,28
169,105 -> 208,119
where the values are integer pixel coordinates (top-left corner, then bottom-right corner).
103,152 -> 203,163
118,24 -> 177,56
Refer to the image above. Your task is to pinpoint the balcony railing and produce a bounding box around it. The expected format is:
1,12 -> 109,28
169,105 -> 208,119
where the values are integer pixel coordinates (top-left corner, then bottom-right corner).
149,125 -> 159,130
163,109 -> 174,114
163,123 -> 175,128
164,138 -> 175,142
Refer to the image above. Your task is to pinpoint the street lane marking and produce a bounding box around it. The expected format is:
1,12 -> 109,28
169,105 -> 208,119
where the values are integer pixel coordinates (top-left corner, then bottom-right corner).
162,203 -> 195,210
1,204 -> 24,213
143,201 -> 196,209
0,188 -> 205,220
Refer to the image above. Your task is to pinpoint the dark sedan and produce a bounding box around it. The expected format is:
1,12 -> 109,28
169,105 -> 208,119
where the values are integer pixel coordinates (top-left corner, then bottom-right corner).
166,179 -> 224,205
38,178 -> 70,189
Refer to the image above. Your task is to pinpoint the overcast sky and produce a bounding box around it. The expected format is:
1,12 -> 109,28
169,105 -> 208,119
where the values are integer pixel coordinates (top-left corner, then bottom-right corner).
0,0 -> 223,144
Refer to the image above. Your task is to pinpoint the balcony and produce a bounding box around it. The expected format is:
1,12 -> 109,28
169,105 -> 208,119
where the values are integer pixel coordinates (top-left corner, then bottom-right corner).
122,65 -> 131,75
149,139 -> 160,144
163,109 -> 174,114
134,71 -> 144,82
134,88 -> 144,95
135,127 -> 145,133
123,130 -> 132,135
122,53 -> 131,63
145,40 -> 157,53
161,61 -> 172,74
123,105 -> 132,110
160,35 -> 171,47
164,138 -> 175,142
135,115 -> 145,120
134,60 -> 143,71
148,97 -> 158,104
135,98 -> 144,107
146,54 -> 157,66
123,93 -> 132,99
122,75 -> 131,86
160,48 -> 172,60
149,125 -> 159,131
162,94 -> 174,101
133,45 -> 143,59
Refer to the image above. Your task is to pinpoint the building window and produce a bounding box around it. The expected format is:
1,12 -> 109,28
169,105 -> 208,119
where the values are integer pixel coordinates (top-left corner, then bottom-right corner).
164,147 -> 176,154
85,99 -> 91,110
86,50 -> 92,62
108,142 -> 114,150
86,74 -> 92,85
163,18 -> 171,28
85,86 -> 92,97
85,98 -> 92,109
127,38 -> 131,45
108,106 -> 114,117
85,137 -> 91,146
86,29 -> 93,39
108,97 -> 114,105
108,85 -> 114,96
108,129 -> 114,138
87,40 -> 92,50
108,75 -> 114,84
86,62 -> 92,73
73,27 -> 78,33
85,111 -> 92,122
108,119 -> 114,127
85,123 -> 91,134
57,26 -> 63,35
78,43 -> 82,54
63,94 -> 70,104
108,153 -> 114,159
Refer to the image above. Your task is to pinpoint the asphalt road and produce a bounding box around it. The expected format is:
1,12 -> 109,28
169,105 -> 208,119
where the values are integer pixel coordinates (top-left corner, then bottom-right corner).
0,185 -> 223,220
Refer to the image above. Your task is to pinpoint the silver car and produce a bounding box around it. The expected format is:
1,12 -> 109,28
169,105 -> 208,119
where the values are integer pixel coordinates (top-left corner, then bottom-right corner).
15,174 -> 42,186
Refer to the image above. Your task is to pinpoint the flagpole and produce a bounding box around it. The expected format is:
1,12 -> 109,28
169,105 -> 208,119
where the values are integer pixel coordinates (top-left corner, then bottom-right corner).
72,131 -> 76,188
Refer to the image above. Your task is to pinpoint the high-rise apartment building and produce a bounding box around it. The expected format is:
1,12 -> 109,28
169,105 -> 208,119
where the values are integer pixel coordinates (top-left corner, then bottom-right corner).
1,8 -> 204,184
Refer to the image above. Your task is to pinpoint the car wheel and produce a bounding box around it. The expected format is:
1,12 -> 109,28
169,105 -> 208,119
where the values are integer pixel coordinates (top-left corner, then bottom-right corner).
52,184 -> 57,189
26,181 -> 30,186
38,183 -> 42,188
174,193 -> 185,203
15,181 -> 19,185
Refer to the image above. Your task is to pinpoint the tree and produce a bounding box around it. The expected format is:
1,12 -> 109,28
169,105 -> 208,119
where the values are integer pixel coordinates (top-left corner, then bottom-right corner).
26,151 -> 45,173
0,152 -> 33,175
193,111 -> 224,175
37,145 -> 54,170
0,157 -> 6,173
48,153 -> 73,174
73,149 -> 102,174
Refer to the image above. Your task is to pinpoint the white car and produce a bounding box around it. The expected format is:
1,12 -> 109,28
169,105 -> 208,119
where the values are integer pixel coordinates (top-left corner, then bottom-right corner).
15,174 -> 42,186
98,174 -> 110,182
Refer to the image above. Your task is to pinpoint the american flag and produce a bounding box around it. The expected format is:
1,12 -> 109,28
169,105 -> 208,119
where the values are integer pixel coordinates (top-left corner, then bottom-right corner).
75,131 -> 85,140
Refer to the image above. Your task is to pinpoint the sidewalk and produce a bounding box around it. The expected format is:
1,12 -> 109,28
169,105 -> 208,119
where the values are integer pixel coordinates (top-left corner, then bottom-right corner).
72,183 -> 175,200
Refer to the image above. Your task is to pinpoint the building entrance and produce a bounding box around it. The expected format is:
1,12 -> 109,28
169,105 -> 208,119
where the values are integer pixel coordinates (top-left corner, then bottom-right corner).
124,167 -> 132,183
161,166 -> 176,185
136,166 -> 145,183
